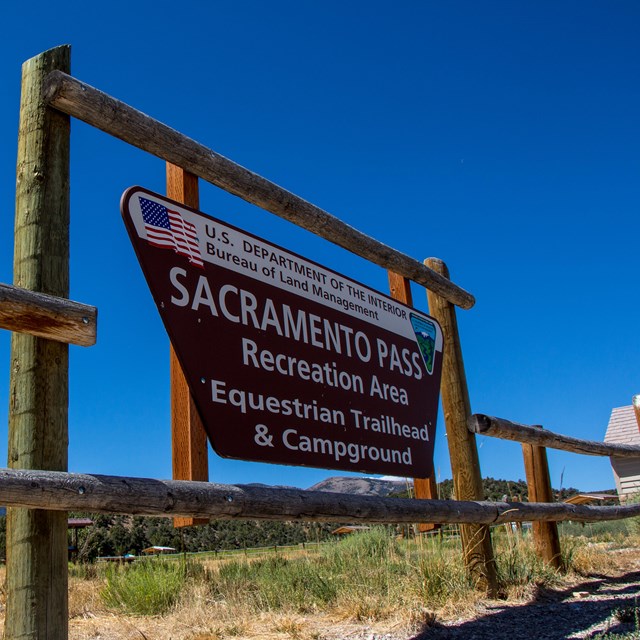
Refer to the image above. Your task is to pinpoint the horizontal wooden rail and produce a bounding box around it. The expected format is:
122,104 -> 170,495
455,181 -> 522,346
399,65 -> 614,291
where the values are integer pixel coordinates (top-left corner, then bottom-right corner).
0,468 -> 638,524
469,414 -> 640,458
0,283 -> 96,346
43,70 -> 475,310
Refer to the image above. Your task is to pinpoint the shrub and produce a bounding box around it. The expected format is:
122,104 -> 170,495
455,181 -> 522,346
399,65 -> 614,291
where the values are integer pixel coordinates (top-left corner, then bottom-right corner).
559,520 -> 629,540
412,536 -> 472,603
101,558 -> 204,615
214,554 -> 336,611
495,535 -> 561,588
212,528 -> 403,615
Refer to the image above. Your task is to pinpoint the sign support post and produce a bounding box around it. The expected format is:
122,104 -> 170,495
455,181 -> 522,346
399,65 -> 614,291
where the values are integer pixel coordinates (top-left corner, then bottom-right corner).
425,257 -> 498,596
166,164 -> 209,527
6,45 -> 70,640
388,271 -> 438,532
522,427 -> 562,569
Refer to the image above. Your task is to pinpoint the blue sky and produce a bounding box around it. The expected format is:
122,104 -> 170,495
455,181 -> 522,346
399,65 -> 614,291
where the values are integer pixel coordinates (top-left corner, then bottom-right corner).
0,1 -> 638,493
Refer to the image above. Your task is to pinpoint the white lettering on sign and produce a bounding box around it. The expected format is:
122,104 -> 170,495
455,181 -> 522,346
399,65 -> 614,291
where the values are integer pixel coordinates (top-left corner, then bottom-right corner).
167,266 -> 425,380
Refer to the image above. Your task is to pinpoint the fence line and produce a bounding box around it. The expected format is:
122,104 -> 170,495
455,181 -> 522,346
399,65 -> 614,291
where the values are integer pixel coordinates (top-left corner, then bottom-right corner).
0,468 -> 637,524
42,70 -> 474,310
468,414 -> 640,458
466,412 -> 639,569
4,46 -> 631,639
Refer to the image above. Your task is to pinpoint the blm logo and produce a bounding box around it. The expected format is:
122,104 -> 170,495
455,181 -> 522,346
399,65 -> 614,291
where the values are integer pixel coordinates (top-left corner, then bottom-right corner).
410,313 -> 437,375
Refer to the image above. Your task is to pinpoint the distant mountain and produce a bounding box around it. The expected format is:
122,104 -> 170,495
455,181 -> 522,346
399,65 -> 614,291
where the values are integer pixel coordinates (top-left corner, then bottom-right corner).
307,476 -> 408,497
239,483 -> 300,490
306,476 -> 606,501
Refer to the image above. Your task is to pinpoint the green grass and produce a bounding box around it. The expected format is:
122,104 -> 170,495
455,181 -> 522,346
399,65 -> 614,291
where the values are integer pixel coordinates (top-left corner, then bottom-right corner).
494,533 -> 563,588
99,528 -> 555,616
212,528 -> 402,613
94,526 -> 636,622
214,555 -> 337,612
210,527 -> 566,615
559,519 -> 630,539
101,558 -> 205,615
411,535 -> 473,603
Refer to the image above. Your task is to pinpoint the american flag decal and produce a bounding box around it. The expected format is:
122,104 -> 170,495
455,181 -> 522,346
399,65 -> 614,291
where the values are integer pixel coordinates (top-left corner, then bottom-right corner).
139,197 -> 204,268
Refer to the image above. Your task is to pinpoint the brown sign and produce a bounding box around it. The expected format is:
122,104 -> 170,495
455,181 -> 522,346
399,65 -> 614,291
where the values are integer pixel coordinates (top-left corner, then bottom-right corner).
121,187 -> 443,477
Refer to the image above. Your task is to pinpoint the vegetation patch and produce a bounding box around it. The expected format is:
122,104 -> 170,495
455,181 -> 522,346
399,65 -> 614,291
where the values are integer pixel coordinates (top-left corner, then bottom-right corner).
101,558 -> 205,615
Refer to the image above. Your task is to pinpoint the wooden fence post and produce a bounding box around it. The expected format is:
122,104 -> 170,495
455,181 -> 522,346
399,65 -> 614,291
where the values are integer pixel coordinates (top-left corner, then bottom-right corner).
424,258 -> 498,595
388,271 -> 438,532
166,164 -> 209,528
522,427 -> 562,569
6,45 -> 71,640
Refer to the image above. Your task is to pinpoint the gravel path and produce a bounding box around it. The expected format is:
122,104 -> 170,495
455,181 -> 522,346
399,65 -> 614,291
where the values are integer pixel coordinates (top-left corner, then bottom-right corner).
413,571 -> 640,639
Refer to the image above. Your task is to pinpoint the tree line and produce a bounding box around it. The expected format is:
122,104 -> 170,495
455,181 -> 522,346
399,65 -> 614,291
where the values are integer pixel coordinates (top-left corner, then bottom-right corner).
0,476 -> 604,561
68,515 -> 336,561
390,476 -> 584,501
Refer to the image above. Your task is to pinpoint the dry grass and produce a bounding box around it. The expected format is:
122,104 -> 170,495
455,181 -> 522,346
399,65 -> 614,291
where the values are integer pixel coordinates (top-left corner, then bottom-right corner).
569,535 -> 640,576
0,531 -> 637,639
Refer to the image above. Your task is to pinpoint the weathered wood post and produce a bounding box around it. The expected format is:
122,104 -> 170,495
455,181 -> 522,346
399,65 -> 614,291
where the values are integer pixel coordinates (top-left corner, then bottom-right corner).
424,257 -> 498,595
167,164 -> 209,528
6,45 -> 71,640
388,271 -> 438,532
521,426 -> 562,569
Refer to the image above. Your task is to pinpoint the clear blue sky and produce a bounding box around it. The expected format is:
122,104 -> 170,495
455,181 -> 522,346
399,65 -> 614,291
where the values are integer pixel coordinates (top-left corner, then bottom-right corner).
0,1 -> 638,493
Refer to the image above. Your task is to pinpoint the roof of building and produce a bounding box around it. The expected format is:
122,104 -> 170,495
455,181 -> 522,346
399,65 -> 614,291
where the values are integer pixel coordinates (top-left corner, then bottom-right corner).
604,405 -> 639,446
141,546 -> 177,554
563,492 -> 618,505
67,518 -> 94,529
331,525 -> 371,535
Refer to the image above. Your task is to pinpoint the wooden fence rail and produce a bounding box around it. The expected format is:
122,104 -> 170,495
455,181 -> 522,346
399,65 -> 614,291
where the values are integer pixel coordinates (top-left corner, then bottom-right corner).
42,70 -> 474,310
0,468 -> 638,524
468,414 -> 640,458
0,283 -> 96,346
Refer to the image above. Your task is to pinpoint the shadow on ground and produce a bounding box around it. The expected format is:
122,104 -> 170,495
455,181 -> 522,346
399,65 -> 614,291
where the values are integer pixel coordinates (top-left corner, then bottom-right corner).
412,571 -> 640,639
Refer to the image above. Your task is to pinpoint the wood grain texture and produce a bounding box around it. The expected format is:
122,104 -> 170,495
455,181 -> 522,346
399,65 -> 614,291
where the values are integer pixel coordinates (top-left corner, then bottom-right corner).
469,414 -> 640,458
425,258 -> 498,595
0,468 -> 637,524
167,164 -> 209,528
522,430 -> 562,569
7,45 -> 70,640
43,71 -> 476,309
0,283 -> 96,346
387,271 -> 438,532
